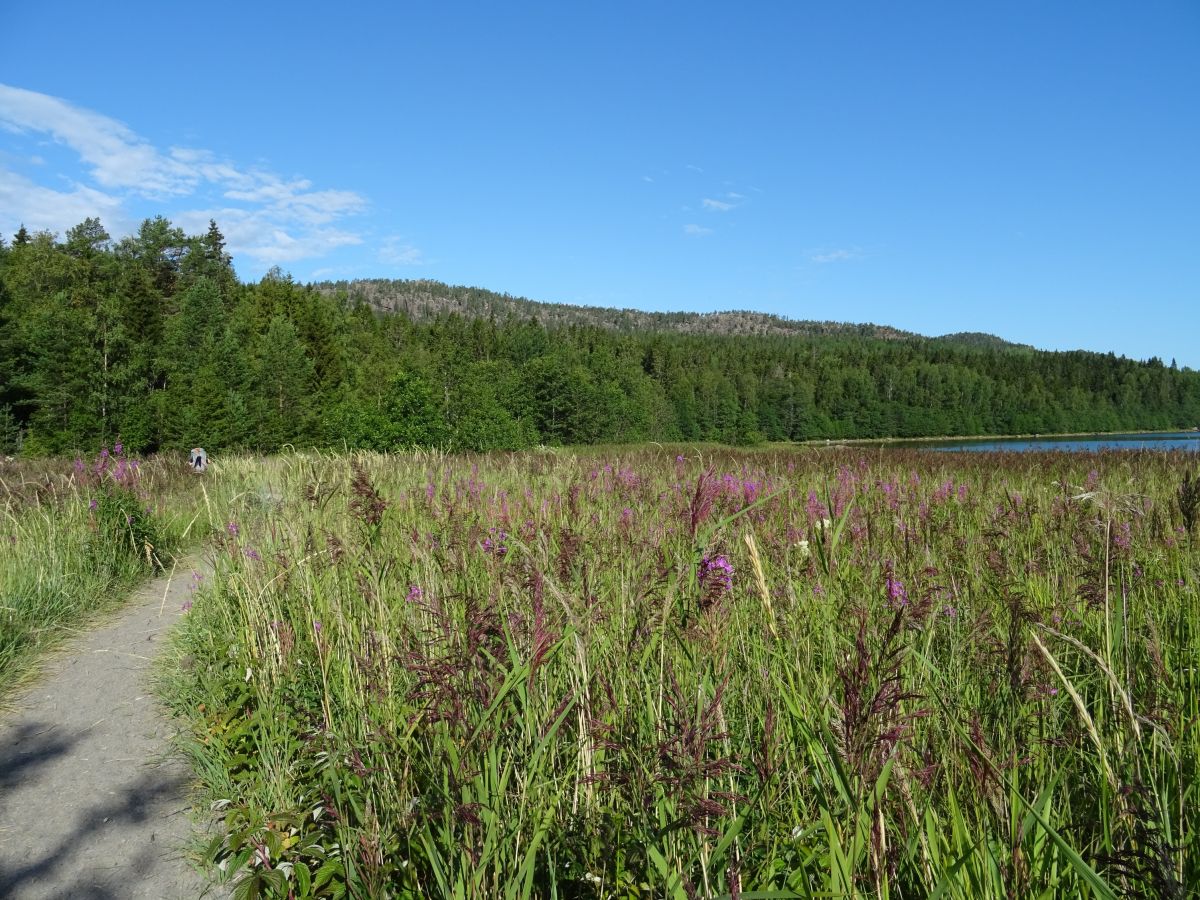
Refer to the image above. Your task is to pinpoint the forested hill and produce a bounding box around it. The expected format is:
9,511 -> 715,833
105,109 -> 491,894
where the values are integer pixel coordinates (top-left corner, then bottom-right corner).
315,277 -> 1030,350
1,217 -> 1198,455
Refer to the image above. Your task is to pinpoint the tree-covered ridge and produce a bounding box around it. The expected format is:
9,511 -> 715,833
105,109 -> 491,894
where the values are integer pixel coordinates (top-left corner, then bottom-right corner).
317,277 -> 1032,349
932,331 -> 1034,351
2,217 -> 1198,455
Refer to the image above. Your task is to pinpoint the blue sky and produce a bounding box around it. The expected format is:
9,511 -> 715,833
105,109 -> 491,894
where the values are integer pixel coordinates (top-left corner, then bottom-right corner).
2,1 -> 1197,366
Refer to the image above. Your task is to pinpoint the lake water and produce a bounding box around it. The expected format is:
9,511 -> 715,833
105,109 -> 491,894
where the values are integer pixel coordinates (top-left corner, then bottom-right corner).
894,431 -> 1200,453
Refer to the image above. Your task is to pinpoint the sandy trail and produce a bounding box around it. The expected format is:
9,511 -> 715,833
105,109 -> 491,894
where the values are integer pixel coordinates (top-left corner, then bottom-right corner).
0,562 -> 221,899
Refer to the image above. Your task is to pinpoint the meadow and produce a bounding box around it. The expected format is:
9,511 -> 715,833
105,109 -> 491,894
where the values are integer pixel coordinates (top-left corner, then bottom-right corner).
146,445 -> 1197,899
4,446 -> 1197,897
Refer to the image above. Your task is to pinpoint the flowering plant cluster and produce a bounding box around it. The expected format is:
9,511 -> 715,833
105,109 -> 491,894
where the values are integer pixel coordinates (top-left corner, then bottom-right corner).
698,553 -> 734,610
78,442 -> 162,571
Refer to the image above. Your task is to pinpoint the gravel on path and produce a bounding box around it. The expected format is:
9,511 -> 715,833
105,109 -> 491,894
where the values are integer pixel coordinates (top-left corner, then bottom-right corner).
0,561 -> 222,899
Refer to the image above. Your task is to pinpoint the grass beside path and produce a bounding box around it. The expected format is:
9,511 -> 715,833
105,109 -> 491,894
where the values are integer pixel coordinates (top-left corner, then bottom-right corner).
0,448 -> 247,699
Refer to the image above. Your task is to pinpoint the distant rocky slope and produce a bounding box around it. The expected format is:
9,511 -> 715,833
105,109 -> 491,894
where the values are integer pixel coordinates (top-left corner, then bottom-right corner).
313,278 -> 1029,349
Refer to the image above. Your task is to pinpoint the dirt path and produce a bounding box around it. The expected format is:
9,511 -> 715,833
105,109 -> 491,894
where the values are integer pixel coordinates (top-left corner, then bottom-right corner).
0,562 -> 221,899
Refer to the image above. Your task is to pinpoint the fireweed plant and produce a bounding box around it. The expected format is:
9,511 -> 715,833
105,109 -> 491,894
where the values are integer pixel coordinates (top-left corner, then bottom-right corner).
163,447 -> 1200,898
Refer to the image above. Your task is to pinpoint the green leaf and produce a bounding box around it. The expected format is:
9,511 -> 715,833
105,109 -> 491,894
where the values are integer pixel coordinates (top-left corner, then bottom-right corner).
647,845 -> 691,900
294,861 -> 312,897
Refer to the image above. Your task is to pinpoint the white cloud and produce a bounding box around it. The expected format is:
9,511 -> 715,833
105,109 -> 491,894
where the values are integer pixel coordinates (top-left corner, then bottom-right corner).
642,175 -> 654,183
0,84 -> 195,195
685,164 -> 704,173
379,236 -> 426,266
172,206 -> 362,267
809,247 -> 862,264
683,223 -> 712,237
726,191 -> 744,200
702,197 -> 735,212
0,83 -> 367,269
0,168 -> 129,235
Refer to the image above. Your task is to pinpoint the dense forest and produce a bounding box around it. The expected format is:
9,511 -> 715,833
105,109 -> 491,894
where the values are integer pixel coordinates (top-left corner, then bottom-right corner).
2,217 -> 1198,455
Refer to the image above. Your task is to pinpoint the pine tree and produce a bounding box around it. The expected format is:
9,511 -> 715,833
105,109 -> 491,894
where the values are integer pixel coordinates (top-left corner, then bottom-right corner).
250,315 -> 316,449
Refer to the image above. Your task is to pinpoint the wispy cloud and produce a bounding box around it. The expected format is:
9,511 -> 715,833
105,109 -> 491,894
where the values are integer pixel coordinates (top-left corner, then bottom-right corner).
642,174 -> 654,183
173,207 -> 363,267
379,236 -> 427,266
0,83 -> 367,270
306,262 -> 377,282
683,223 -> 712,237
685,163 -> 704,173
0,167 -> 128,235
809,247 -> 862,264
0,84 -> 195,195
702,197 -> 736,212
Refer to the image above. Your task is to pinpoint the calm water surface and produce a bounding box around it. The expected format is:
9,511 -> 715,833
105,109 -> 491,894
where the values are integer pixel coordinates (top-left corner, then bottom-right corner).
896,431 -> 1200,452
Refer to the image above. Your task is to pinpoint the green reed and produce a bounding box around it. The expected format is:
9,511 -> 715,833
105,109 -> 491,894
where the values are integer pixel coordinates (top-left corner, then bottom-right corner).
164,447 -> 1199,898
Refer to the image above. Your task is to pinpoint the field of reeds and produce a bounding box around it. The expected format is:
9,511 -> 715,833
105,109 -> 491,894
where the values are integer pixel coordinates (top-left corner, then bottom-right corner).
164,446 -> 1200,898
0,447 -> 221,693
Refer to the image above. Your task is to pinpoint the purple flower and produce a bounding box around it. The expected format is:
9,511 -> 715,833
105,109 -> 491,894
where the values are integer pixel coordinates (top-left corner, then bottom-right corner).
407,584 -> 423,602
313,620 -> 322,633
88,499 -> 98,511
481,528 -> 508,557
244,547 -> 261,561
113,441 -> 123,456
698,554 -> 734,599
806,490 -> 828,523
1113,522 -> 1132,552
226,521 -> 240,536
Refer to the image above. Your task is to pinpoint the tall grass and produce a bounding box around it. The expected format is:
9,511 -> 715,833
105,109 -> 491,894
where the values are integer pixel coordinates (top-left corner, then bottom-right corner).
0,448 -> 217,693
164,447 -> 1200,898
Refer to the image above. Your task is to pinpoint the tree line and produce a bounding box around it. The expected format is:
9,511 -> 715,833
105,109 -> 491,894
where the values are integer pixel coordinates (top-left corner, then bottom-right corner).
2,217 -> 1198,455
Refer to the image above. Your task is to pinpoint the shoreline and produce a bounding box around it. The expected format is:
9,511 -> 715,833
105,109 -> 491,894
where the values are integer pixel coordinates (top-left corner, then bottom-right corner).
798,427 -> 1200,448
